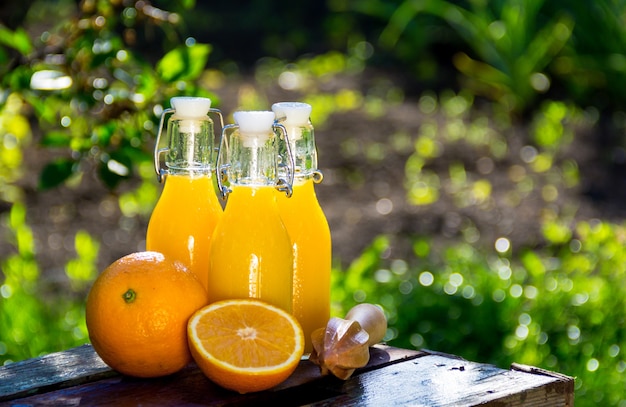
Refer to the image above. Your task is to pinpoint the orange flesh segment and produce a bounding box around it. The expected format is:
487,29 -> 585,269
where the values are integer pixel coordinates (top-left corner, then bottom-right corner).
189,300 -> 303,371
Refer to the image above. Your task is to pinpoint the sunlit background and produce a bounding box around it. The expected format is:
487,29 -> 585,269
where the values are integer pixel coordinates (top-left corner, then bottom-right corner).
1,1 -> 625,405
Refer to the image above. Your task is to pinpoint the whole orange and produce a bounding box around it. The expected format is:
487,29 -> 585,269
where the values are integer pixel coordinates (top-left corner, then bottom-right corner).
85,251 -> 208,378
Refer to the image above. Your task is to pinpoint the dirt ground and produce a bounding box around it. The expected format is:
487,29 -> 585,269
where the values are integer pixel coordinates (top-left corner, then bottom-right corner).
7,75 -> 626,289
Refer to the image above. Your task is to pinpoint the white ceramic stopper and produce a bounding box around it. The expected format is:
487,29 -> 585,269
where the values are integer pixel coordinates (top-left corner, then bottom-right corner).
272,102 -> 311,140
171,97 -> 212,118
169,97 -> 212,134
233,111 -> 275,147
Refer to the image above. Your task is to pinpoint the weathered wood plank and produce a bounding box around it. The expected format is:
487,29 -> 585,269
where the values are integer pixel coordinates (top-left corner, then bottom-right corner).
307,353 -> 574,407
0,345 -> 573,406
0,345 -> 424,405
0,345 -> 117,402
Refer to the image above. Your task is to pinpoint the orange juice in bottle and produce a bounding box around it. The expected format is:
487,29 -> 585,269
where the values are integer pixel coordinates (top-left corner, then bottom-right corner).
273,102 -> 331,353
208,111 -> 294,312
146,97 -> 223,291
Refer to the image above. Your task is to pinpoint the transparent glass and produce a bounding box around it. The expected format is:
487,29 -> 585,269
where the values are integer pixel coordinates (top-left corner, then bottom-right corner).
277,176 -> 331,353
165,118 -> 215,173
225,131 -> 278,185
147,108 -> 222,291
209,119 -> 294,312
273,103 -> 331,353
278,120 -> 317,178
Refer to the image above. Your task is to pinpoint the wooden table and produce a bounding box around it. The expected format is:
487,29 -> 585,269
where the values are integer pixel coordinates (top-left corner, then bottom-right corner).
0,344 -> 573,406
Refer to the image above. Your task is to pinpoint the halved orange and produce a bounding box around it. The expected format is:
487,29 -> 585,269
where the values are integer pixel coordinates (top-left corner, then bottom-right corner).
188,299 -> 304,394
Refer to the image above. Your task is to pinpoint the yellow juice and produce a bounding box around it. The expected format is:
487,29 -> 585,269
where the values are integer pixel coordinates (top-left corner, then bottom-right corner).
208,185 -> 293,312
146,174 -> 223,290
277,178 -> 331,353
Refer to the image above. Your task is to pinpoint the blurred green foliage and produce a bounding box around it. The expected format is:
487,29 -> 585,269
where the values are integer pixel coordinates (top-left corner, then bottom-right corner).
1,0 -> 219,192
1,1 -> 625,405
331,218 -> 626,405
1,203 -> 89,361
352,0 -> 626,113
376,0 -> 574,113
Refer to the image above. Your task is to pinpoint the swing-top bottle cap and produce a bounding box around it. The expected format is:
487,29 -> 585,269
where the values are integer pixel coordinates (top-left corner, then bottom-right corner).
170,97 -> 212,119
272,102 -> 311,141
233,111 -> 275,147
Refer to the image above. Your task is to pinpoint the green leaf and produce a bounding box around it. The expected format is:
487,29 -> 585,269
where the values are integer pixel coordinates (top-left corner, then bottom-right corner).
156,43 -> 211,83
523,16 -> 573,75
65,230 -> 99,287
520,250 -> 545,280
0,26 -> 33,55
180,0 -> 196,9
74,230 -> 99,261
93,123 -> 116,146
40,131 -> 71,147
542,219 -> 572,245
5,65 -> 33,90
38,158 -> 75,190
0,47 -> 9,68
98,149 -> 134,189
9,202 -> 27,229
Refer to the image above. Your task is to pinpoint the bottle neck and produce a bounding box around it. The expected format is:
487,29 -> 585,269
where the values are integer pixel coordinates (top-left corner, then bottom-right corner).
165,118 -> 215,174
282,123 -> 318,178
228,134 -> 279,186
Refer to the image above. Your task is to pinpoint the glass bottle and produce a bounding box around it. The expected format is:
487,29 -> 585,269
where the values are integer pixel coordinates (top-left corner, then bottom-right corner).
208,111 -> 294,312
146,97 -> 224,291
272,102 -> 331,353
